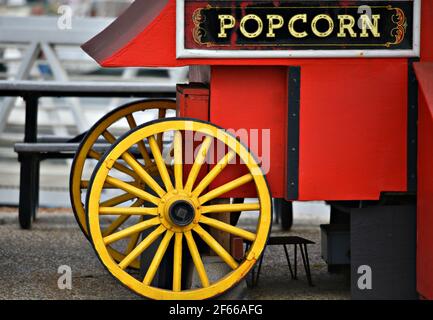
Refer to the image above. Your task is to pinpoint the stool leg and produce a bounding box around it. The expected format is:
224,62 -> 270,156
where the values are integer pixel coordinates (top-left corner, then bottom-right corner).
283,245 -> 295,279
293,244 -> 298,280
255,250 -> 265,286
304,244 -> 314,286
245,242 -> 257,288
300,244 -> 314,286
251,267 -> 256,287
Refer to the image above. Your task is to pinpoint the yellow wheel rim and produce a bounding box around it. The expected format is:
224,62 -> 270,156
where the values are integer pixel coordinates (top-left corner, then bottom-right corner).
87,119 -> 272,300
70,99 -> 175,269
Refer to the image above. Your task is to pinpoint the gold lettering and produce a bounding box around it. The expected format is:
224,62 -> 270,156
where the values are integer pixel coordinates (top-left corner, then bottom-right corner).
240,14 -> 263,38
218,14 -> 235,38
266,15 -> 284,38
360,14 -> 381,37
337,15 -> 357,38
288,14 -> 308,38
311,14 -> 334,37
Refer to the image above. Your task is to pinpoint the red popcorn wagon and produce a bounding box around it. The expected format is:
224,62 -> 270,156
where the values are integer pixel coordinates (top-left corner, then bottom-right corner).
67,0 -> 433,300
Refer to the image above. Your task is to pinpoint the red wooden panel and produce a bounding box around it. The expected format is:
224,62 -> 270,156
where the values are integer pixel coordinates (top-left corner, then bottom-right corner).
176,84 -> 209,119
421,0 -> 433,62
176,84 -> 210,190
417,95 -> 433,300
208,62 -> 408,200
209,66 -> 288,198
299,59 -> 408,200
415,62 -> 433,299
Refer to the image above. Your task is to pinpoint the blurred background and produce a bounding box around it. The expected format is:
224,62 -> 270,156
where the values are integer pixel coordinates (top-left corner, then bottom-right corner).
0,0 -> 132,17
0,0 -> 189,207
0,0 -> 328,221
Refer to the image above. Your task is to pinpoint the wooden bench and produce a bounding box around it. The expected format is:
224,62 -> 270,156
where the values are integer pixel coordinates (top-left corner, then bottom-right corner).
0,80 -> 176,229
14,141 -> 111,158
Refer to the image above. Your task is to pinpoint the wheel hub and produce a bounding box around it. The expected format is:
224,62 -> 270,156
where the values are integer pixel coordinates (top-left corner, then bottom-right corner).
159,192 -> 200,231
169,200 -> 195,226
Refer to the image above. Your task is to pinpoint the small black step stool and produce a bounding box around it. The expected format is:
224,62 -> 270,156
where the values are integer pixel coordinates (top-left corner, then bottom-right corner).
246,236 -> 315,287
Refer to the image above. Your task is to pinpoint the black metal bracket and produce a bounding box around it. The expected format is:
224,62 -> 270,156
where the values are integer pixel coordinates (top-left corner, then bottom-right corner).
407,58 -> 419,193
286,66 -> 301,200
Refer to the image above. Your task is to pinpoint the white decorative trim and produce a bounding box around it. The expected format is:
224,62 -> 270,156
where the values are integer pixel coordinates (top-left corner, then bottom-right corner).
176,0 -> 421,59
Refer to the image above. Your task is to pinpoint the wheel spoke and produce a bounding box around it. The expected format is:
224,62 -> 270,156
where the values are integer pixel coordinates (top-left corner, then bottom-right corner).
99,207 -> 158,216
82,180 -> 136,189
105,176 -> 160,205
111,162 -> 137,178
103,129 -> 152,175
148,135 -> 173,192
80,180 -> 89,189
101,199 -> 144,236
89,149 -> 136,178
199,215 -> 256,242
125,218 -> 143,255
157,108 -> 167,150
102,215 -> 130,237
100,193 -> 136,207
174,131 -> 183,190
173,233 -> 183,292
118,225 -> 166,270
103,217 -> 160,245
201,203 -> 260,214
126,114 -> 153,166
101,129 -> 117,144
185,231 -> 210,288
198,174 -> 253,205
193,225 -> 239,270
192,151 -> 236,197
143,230 -> 174,285
121,152 -> 166,198
184,136 -> 213,193
88,149 -> 101,160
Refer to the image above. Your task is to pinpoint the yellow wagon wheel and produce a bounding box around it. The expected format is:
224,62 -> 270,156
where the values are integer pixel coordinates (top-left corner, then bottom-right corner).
86,119 -> 272,300
70,99 -> 175,268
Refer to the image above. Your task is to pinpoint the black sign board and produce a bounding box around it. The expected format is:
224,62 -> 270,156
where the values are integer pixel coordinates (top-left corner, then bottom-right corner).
179,0 -> 420,58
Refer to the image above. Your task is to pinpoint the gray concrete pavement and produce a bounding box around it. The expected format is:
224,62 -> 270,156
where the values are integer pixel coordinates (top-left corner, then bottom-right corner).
0,207 -> 350,300
0,208 -> 138,300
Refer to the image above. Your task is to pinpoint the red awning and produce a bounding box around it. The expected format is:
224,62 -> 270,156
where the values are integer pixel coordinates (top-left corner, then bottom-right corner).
81,0 -> 177,67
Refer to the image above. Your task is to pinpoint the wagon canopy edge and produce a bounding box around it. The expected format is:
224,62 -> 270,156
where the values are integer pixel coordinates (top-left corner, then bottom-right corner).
81,0 -> 170,66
